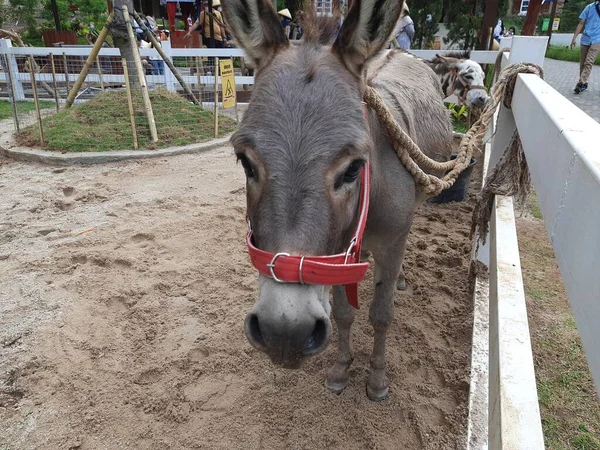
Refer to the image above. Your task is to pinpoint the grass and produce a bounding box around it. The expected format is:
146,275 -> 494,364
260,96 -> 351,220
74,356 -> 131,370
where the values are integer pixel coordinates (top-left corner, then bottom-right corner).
15,88 -> 237,152
546,45 -> 600,65
517,195 -> 600,450
0,100 -> 56,121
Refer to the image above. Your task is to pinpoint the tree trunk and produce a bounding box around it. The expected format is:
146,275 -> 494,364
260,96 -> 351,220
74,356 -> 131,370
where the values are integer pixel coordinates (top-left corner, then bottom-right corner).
478,0 -> 501,50
506,0 -> 514,16
522,0 -> 543,35
112,0 -> 139,87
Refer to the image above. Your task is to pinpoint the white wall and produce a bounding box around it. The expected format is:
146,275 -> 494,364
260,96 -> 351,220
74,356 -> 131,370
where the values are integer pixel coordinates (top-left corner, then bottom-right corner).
550,33 -> 580,47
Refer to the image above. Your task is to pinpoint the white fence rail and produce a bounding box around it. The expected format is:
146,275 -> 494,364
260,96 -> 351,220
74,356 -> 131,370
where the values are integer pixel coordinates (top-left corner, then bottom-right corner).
0,40 -> 254,102
468,36 -> 600,450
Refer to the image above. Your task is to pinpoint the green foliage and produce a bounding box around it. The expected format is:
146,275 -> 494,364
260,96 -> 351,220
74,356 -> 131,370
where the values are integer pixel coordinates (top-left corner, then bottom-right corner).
560,0 -> 587,33
1,0 -> 41,35
410,0 -> 443,49
447,102 -> 469,134
444,0 -> 481,50
546,45 -> 600,65
40,0 -> 109,33
447,102 -> 468,121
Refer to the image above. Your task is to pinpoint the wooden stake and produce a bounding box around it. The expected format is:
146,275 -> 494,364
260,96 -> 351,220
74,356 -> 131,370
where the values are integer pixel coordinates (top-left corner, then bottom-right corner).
123,6 -> 158,144
196,56 -> 203,106
132,10 -> 199,105
29,55 -> 45,147
50,54 -> 60,112
64,14 -> 113,108
3,54 -> 20,132
62,52 -> 70,93
96,56 -> 105,91
214,57 -> 219,137
122,58 -> 139,150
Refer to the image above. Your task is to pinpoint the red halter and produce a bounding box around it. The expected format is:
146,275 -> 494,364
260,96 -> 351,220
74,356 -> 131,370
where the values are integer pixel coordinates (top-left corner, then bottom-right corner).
246,161 -> 371,309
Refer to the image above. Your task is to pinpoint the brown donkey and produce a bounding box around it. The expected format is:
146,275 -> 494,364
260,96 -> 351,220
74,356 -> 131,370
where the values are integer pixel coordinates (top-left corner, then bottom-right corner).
222,0 -> 452,400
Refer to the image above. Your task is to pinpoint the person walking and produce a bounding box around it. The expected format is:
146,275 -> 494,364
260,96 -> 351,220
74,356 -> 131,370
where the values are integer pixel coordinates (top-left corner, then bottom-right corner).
571,0 -> 600,94
185,0 -> 226,48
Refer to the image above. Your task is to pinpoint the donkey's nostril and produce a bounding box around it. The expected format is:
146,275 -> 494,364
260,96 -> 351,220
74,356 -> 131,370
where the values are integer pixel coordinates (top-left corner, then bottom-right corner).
247,313 -> 266,349
304,319 -> 328,354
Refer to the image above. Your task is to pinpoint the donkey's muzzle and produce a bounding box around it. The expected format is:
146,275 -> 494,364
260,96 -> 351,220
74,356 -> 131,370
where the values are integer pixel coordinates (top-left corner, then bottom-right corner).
244,279 -> 332,368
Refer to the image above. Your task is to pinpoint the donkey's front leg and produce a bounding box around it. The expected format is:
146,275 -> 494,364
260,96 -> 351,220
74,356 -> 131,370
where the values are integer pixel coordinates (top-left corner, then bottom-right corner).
325,285 -> 356,394
367,247 -> 405,401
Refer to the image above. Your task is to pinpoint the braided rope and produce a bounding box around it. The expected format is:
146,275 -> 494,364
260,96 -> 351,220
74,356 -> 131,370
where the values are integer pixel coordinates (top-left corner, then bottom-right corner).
363,61 -> 544,196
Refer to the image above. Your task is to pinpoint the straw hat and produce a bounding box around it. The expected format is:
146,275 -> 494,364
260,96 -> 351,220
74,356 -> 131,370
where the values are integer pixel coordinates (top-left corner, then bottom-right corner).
212,0 -> 221,6
278,8 -> 292,20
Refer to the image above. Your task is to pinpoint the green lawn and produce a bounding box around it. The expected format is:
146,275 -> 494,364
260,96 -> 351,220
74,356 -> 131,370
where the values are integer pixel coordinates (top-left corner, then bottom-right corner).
546,45 -> 600,65
0,100 -> 56,121
15,88 -> 236,152
519,195 -> 600,450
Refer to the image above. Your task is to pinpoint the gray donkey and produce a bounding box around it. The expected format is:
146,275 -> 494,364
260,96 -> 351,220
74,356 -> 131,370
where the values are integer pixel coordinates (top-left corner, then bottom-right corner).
222,0 -> 452,401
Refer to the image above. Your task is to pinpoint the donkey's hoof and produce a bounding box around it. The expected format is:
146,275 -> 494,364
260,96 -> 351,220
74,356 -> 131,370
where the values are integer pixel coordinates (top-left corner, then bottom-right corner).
325,361 -> 352,394
325,378 -> 348,395
366,383 -> 389,401
396,279 -> 407,291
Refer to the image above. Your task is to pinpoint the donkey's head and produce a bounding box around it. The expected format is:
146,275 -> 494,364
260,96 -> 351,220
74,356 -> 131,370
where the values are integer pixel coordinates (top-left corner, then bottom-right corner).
223,0 -> 404,368
430,51 -> 489,108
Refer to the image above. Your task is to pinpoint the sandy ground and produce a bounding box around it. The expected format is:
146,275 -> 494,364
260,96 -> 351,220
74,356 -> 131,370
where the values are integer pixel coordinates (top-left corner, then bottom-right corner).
0,140 -> 477,450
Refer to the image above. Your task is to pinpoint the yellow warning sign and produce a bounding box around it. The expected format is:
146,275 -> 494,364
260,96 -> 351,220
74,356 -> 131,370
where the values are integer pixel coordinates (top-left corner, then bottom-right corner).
220,59 -> 237,109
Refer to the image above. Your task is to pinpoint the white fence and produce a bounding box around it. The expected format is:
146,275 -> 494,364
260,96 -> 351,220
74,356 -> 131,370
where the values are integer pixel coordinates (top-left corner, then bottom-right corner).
0,39 -> 255,102
468,36 -> 600,450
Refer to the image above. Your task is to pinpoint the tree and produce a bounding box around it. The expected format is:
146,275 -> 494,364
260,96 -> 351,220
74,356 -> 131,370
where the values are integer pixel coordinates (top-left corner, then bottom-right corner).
560,0 -> 587,32
522,0 -> 543,35
411,0 -> 443,49
444,0 -> 482,50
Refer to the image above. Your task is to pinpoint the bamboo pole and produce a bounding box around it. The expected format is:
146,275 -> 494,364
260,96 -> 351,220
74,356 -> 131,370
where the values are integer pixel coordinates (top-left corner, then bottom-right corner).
195,56 -> 203,107
132,10 -> 200,105
50,54 -> 60,112
123,6 -> 158,143
214,57 -> 219,137
29,56 -> 45,147
64,14 -> 113,109
62,52 -> 70,93
122,58 -> 139,150
231,56 -> 239,123
96,56 -> 105,91
3,54 -> 21,132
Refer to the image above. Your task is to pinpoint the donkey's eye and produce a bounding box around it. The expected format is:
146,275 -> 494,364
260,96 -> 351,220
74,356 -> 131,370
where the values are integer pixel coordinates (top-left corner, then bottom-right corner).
236,154 -> 256,179
335,160 -> 365,190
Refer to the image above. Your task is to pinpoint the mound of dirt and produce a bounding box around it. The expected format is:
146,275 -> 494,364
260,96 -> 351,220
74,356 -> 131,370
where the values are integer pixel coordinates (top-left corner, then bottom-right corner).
0,142 -> 479,449
15,89 -> 237,152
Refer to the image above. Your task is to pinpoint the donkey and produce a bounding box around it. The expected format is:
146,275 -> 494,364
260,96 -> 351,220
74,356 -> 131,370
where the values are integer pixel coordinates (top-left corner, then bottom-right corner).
222,0 -> 452,401
426,50 -> 490,108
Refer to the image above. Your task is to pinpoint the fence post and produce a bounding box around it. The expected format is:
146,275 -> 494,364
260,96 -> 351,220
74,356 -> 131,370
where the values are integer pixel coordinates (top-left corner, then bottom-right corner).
0,39 -> 25,101
123,5 -> 158,144
122,58 -> 139,150
214,57 -> 219,137
50,54 -> 61,112
161,39 -> 176,92
29,55 -> 45,147
2,54 -> 21,132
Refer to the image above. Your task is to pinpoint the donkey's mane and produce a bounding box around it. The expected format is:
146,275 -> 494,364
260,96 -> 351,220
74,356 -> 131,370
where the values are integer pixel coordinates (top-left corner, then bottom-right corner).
437,50 -> 472,61
296,8 -> 341,46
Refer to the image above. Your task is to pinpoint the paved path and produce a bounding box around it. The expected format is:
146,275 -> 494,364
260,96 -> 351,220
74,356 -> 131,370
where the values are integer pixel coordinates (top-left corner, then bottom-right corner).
543,58 -> 600,123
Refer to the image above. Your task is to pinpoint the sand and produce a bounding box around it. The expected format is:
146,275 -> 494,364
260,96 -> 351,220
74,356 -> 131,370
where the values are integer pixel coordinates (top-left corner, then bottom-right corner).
0,141 -> 477,450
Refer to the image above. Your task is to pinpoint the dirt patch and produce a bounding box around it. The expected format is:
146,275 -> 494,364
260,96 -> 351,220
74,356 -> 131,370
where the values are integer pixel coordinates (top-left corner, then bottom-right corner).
0,143 -> 478,450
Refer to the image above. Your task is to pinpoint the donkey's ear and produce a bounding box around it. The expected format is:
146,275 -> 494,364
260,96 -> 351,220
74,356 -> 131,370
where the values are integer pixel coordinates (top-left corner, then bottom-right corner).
332,0 -> 405,78
221,0 -> 288,71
